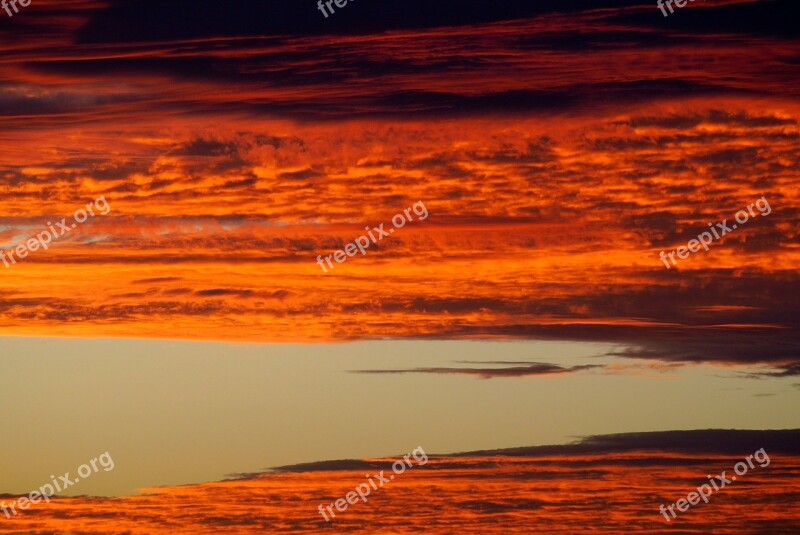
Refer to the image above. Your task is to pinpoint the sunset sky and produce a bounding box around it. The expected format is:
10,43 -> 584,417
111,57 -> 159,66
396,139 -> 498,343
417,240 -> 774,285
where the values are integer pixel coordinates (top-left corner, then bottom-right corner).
1,0 -> 798,533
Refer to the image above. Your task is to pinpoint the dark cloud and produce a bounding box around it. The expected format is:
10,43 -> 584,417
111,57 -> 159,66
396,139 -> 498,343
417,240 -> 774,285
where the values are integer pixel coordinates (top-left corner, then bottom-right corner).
457,429 -> 800,457
195,288 -> 255,297
694,146 -> 763,166
620,110 -> 797,129
262,459 -> 393,475
4,1 -> 792,125
183,81 -> 753,121
747,362 -> 800,378
352,361 -> 603,379
0,84 -> 135,117
278,168 -> 322,181
267,429 -> 800,475
74,0 -> 650,44
623,211 -> 681,245
607,0 -> 800,39
72,0 -> 799,45
171,138 -> 239,158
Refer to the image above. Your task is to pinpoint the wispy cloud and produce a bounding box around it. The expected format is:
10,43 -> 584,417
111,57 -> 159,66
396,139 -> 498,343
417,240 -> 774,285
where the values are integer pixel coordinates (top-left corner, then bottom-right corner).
352,361 -> 603,378
743,362 -> 800,379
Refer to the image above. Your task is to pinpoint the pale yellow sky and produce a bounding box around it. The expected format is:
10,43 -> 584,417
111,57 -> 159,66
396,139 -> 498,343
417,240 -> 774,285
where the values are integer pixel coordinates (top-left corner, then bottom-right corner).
1,337 -> 797,497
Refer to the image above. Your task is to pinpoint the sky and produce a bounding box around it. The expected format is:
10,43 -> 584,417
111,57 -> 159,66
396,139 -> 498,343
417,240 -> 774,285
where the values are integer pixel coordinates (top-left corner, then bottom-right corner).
1,0 -> 798,533
2,337 -> 797,498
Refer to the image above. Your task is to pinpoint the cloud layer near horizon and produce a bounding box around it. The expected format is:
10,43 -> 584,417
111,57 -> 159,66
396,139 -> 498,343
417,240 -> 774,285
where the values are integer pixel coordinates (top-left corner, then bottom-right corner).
2,429 -> 799,534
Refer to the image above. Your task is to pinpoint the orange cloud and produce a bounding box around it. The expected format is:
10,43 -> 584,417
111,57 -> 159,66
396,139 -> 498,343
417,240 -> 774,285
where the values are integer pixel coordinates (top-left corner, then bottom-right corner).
1,429 -> 798,533
0,0 -> 797,370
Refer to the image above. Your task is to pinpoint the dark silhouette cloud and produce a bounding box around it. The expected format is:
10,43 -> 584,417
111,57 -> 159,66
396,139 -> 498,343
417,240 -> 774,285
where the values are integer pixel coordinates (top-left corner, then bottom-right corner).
267,429 -> 800,475
352,361 -> 603,379
455,429 -> 800,457
72,0 -> 798,44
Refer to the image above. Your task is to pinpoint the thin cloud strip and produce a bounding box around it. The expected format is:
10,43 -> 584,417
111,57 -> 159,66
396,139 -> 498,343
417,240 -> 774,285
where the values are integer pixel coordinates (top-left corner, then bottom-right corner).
352,362 -> 604,378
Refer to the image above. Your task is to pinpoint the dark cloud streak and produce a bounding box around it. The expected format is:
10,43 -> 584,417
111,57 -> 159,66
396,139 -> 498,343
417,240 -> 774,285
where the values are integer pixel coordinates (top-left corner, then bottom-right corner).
352,361 -> 603,379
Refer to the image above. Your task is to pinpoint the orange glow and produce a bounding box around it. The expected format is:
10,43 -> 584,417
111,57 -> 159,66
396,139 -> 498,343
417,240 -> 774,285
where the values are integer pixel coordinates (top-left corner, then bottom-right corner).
2,450 -> 798,533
